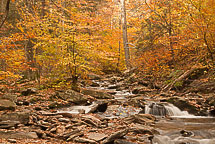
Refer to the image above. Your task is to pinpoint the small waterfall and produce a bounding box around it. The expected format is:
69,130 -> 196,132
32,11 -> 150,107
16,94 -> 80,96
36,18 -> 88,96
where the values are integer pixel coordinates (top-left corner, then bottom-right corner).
145,102 -> 193,117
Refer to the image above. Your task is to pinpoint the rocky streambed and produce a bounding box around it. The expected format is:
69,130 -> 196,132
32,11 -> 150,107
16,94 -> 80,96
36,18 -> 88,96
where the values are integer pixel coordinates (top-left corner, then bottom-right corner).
0,74 -> 215,144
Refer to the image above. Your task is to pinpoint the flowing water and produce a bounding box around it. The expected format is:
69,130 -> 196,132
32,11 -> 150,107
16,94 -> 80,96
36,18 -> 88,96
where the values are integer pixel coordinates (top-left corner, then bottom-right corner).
57,79 -> 215,144
144,102 -> 215,144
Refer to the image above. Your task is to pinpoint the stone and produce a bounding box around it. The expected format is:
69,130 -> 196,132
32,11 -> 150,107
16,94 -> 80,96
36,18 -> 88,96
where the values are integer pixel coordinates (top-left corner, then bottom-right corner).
8,139 -> 17,143
1,94 -> 17,102
21,88 -> 37,96
88,73 -> 102,80
81,88 -> 114,99
55,89 -> 92,105
74,137 -> 97,144
0,131 -> 38,139
0,121 -> 20,129
0,99 -> 16,111
0,112 -> 30,125
124,114 -> 156,125
114,139 -> 137,144
58,118 -> 70,123
87,133 -> 107,141
101,129 -> 128,144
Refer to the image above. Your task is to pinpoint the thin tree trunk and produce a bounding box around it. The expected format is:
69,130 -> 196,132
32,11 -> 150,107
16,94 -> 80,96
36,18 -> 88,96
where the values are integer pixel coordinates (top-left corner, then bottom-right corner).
120,0 -> 130,68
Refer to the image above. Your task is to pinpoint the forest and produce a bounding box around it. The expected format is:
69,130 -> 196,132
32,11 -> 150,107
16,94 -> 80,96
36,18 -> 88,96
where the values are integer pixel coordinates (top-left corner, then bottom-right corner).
0,0 -> 215,144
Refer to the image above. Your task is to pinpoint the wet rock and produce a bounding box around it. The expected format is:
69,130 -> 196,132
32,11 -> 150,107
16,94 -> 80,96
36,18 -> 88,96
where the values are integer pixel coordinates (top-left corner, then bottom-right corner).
81,88 -> 114,99
21,88 -> 37,96
101,129 -> 129,144
180,130 -> 194,137
87,133 -> 107,141
0,131 -> 38,139
0,99 -> 16,111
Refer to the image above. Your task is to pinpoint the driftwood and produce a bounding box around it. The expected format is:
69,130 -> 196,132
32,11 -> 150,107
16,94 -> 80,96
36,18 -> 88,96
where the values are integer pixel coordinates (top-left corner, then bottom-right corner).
162,66 -> 207,92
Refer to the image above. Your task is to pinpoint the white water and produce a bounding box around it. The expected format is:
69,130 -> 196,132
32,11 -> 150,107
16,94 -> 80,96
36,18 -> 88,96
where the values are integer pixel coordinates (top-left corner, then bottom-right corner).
145,102 -> 195,117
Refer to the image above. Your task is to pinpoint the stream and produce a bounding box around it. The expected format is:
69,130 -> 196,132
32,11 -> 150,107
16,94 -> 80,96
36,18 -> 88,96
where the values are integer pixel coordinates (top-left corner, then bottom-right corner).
58,78 -> 215,144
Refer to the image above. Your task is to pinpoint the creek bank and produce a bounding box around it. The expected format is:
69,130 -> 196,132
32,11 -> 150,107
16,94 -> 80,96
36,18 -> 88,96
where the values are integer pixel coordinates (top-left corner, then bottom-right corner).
0,72 -> 215,143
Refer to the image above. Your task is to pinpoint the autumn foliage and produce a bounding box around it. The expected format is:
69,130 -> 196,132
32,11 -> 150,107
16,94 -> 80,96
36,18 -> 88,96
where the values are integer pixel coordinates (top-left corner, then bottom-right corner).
0,0 -> 215,85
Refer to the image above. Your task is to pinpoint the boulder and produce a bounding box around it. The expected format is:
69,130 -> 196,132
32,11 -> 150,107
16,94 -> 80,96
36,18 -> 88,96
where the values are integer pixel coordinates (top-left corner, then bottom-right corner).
0,99 -> 16,111
81,88 -> 114,99
1,94 -> 17,102
0,112 -> 30,124
54,89 -> 94,105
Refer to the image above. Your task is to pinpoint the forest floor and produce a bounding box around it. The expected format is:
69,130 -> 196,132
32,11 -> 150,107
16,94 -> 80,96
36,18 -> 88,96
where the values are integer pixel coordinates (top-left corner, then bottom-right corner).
0,70 -> 215,144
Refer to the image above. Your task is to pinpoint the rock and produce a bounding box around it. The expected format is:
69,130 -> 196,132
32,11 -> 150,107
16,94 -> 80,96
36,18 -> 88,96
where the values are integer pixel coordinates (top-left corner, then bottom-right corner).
8,139 -> 17,143
74,137 -> 97,144
58,118 -> 70,123
63,129 -> 82,140
87,133 -> 107,141
21,88 -> 37,96
132,86 -> 156,94
0,99 -> 16,111
124,114 -> 155,125
81,115 -> 101,127
88,73 -> 102,80
180,130 -> 194,137
81,88 -> 114,99
130,124 -> 159,135
114,139 -> 137,144
101,129 -> 128,144
210,109 -> 215,116
90,82 -> 100,87
108,85 -> 119,89
0,121 -> 20,129
1,94 -> 17,102
55,89 -> 92,105
0,131 -> 38,139
0,112 -> 30,125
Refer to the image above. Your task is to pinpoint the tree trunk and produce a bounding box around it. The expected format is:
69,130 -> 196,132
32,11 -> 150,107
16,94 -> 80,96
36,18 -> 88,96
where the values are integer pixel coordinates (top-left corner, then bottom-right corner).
120,0 -> 130,69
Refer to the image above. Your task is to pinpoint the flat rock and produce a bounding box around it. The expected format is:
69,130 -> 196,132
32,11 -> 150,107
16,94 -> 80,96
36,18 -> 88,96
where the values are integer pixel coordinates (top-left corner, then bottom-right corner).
0,99 -> 16,111
0,131 -> 38,139
1,94 -> 17,102
0,121 -> 20,129
87,133 -> 107,141
0,112 -> 30,124
81,88 -> 114,99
